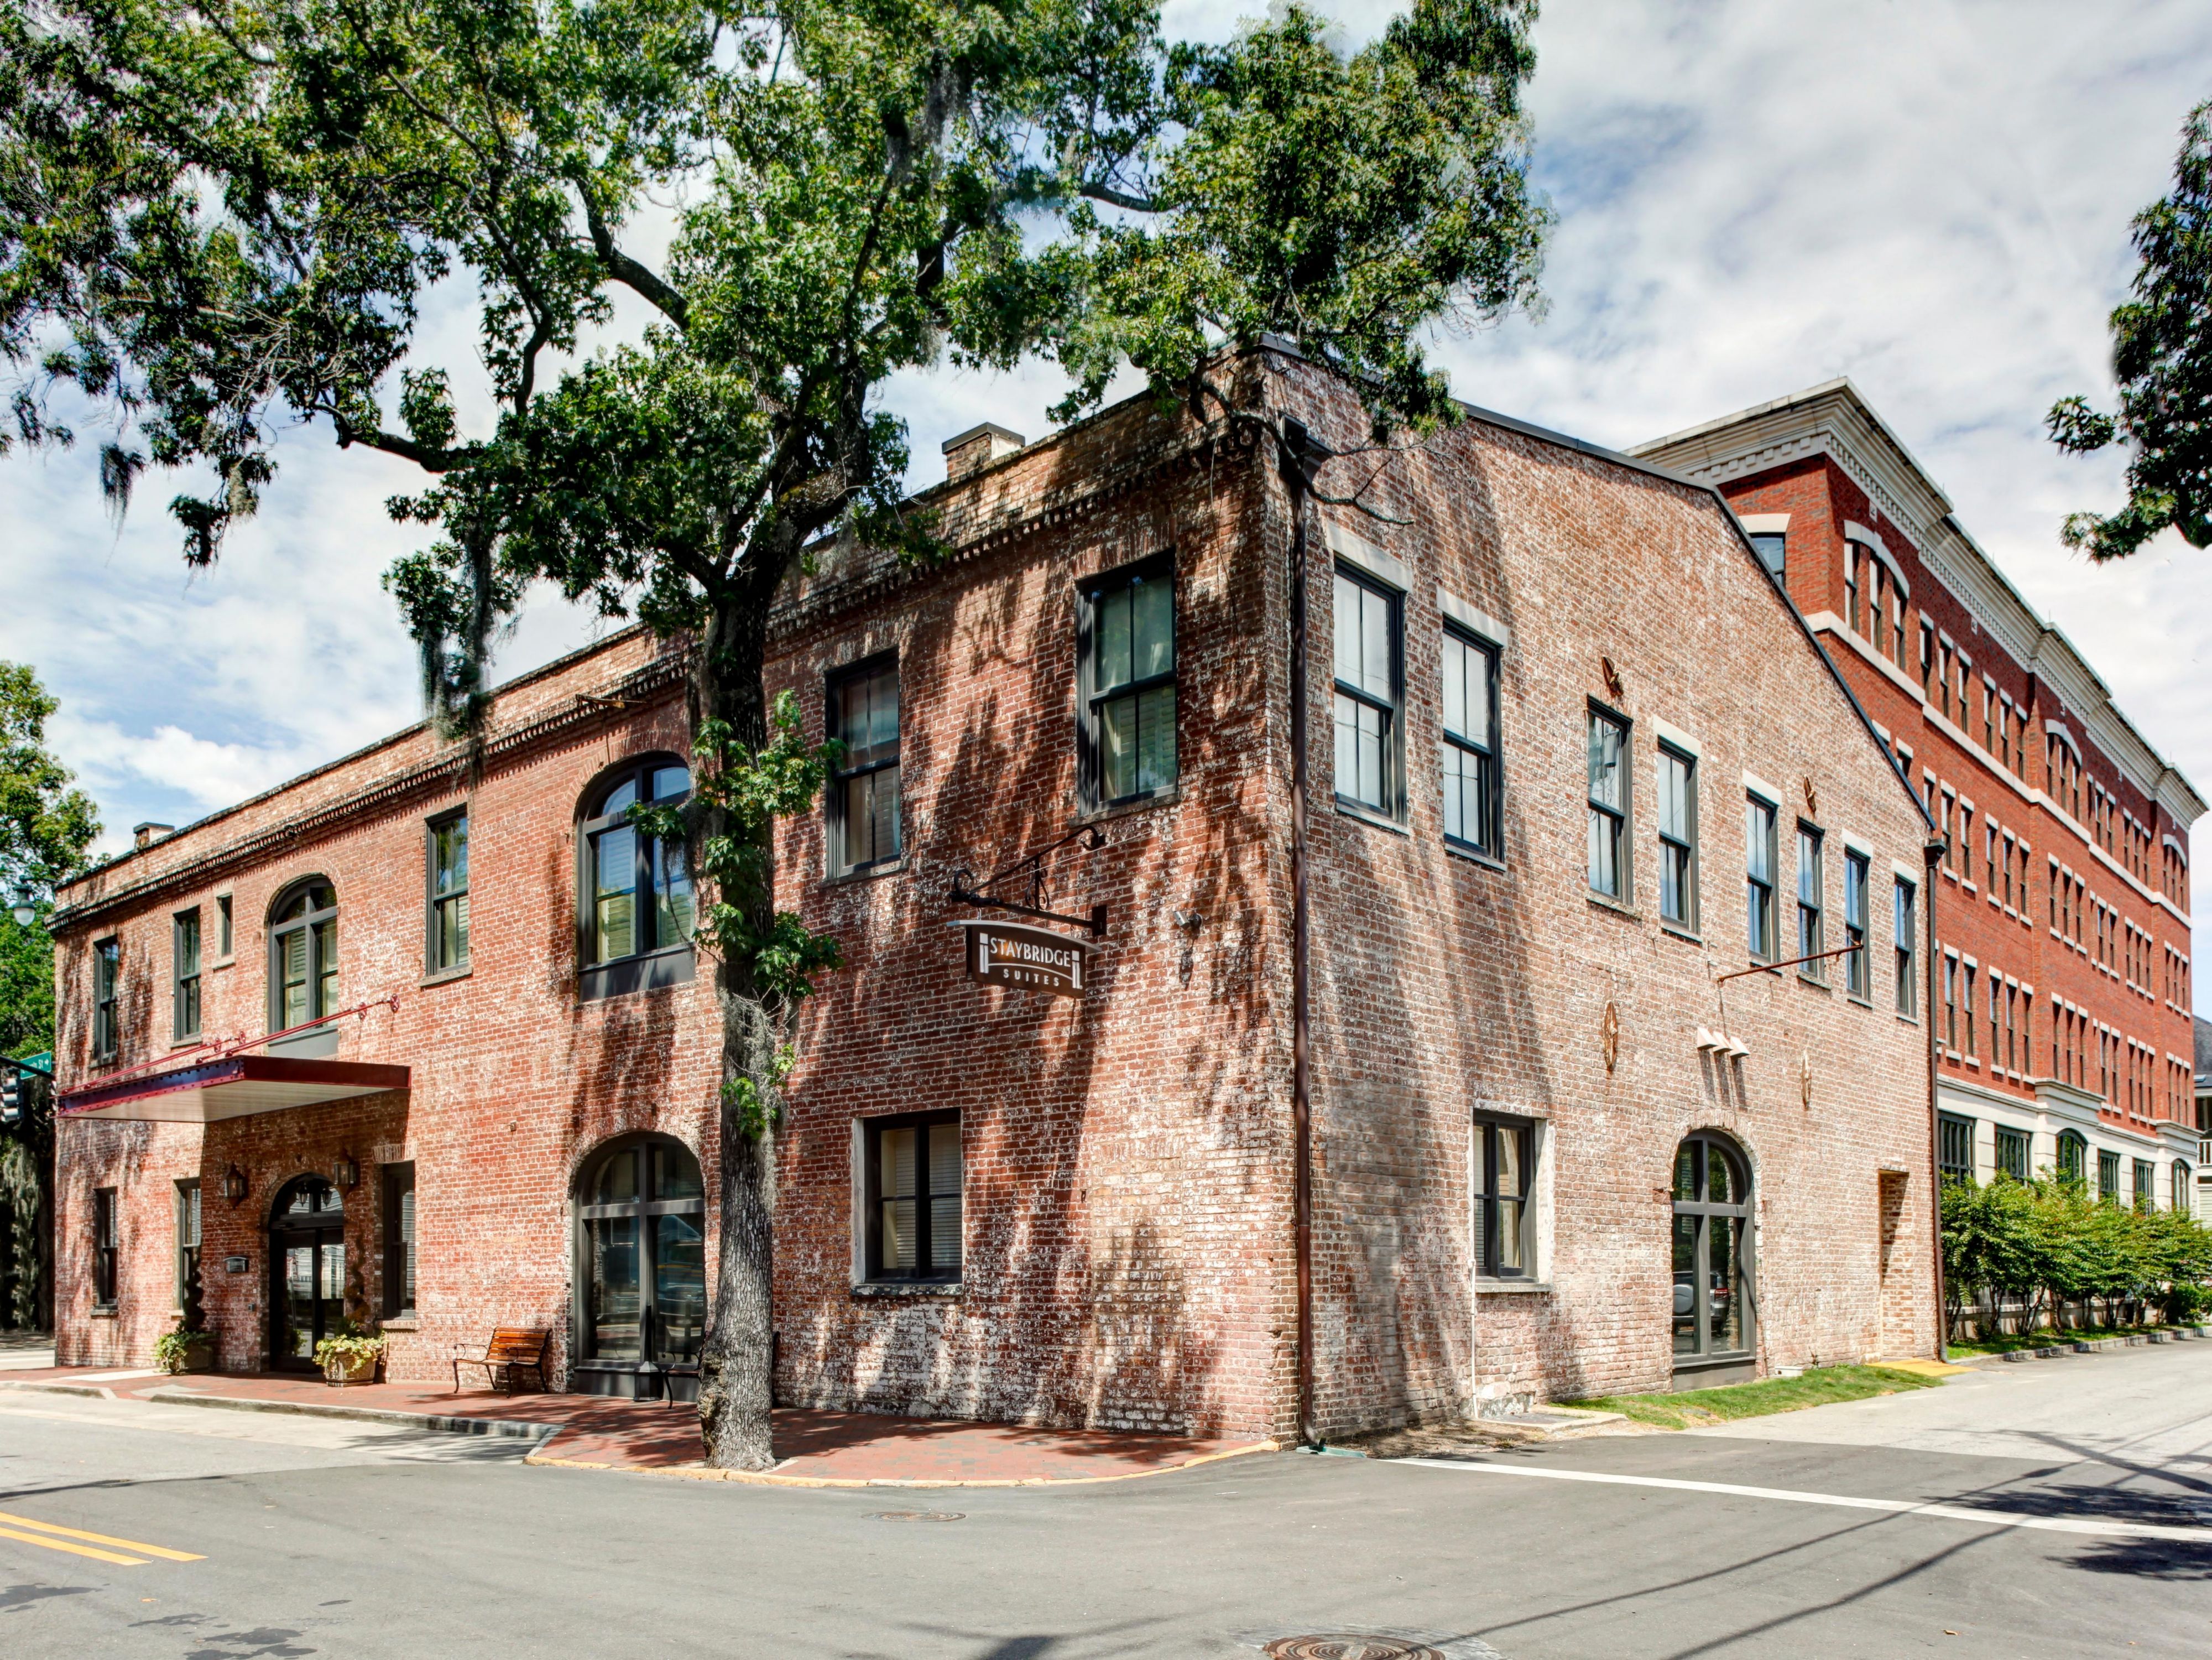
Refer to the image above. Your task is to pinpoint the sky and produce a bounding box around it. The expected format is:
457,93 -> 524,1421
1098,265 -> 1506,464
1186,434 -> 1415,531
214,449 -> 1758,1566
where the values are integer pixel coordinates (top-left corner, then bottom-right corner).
4,1 -> 2211,1004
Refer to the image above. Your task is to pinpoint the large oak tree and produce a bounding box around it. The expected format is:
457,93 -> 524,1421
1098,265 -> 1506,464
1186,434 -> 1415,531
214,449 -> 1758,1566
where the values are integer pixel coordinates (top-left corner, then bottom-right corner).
1,0 -> 1548,1466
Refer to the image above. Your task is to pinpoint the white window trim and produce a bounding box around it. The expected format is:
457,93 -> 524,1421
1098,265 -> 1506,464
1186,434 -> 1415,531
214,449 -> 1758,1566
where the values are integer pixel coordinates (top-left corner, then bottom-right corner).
1323,521 -> 1408,592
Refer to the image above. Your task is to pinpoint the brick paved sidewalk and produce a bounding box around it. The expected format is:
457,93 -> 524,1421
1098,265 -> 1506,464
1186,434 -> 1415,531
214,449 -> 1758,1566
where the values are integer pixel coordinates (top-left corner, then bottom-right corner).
0,1366 -> 1272,1486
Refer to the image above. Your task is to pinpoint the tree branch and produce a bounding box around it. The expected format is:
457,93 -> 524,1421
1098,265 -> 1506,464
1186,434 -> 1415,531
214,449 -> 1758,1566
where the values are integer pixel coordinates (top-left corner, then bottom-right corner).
577,186 -> 689,330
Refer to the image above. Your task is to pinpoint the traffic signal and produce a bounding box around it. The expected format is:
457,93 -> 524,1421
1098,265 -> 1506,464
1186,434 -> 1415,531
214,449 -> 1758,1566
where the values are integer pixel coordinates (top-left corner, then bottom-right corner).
0,1065 -> 20,1128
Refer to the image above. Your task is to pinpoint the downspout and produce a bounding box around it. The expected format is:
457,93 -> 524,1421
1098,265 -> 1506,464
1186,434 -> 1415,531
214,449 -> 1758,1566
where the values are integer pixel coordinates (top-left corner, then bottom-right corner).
1924,836 -> 1947,1360
1282,420 -> 1316,1449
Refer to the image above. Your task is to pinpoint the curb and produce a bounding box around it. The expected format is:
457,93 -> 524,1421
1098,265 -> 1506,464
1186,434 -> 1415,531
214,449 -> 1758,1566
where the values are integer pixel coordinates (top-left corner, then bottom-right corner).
521,1436 -> 1282,1488
0,1380 -> 118,1401
1958,1325 -> 2211,1365
135,1387 -> 561,1442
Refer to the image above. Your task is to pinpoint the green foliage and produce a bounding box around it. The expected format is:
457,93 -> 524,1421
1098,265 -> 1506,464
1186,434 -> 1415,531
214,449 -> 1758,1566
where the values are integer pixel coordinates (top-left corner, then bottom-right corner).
312,1328 -> 386,1367
152,1326 -> 212,1373
1942,1172 -> 2212,1334
0,663 -> 100,901
2048,100 -> 2212,560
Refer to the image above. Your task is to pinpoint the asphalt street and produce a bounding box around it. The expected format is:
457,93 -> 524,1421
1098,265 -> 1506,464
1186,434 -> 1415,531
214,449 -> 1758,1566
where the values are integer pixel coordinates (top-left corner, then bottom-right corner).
3,1345 -> 2208,1660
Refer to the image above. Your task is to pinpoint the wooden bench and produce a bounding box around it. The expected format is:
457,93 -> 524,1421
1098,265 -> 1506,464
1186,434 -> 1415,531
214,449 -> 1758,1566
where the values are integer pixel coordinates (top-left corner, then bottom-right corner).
452,1328 -> 551,1395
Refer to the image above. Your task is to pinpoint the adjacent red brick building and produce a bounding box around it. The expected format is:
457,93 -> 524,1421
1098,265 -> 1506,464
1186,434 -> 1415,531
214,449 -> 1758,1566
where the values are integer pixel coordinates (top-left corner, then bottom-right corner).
1639,381 -> 2204,1217
48,347 -> 1938,1439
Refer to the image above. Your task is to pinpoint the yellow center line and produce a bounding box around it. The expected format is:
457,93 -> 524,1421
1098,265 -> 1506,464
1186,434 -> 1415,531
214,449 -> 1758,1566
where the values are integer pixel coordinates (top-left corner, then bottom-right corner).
0,1510 -> 205,1563
0,1526 -> 147,1567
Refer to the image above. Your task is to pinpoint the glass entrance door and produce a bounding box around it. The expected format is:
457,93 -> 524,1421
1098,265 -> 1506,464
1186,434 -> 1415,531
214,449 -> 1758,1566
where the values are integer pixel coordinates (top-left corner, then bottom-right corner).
1670,1135 -> 1754,1370
269,1175 -> 346,1371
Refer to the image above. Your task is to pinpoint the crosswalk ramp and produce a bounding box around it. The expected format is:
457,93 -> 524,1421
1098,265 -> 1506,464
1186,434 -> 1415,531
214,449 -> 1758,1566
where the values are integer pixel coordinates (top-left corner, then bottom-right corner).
0,1508 -> 205,1567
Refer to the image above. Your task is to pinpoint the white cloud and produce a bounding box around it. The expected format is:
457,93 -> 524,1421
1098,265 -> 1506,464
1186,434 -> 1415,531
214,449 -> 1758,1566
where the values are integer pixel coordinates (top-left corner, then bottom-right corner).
3,0 -> 2209,1003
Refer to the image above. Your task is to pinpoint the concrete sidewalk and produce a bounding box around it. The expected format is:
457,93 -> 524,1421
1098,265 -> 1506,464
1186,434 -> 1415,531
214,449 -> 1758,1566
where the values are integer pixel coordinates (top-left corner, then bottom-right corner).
0,1365 -> 1272,1486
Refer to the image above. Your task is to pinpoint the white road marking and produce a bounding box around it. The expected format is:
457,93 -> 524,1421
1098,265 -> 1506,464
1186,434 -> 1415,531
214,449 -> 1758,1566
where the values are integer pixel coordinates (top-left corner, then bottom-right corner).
1394,1458 -> 2212,1544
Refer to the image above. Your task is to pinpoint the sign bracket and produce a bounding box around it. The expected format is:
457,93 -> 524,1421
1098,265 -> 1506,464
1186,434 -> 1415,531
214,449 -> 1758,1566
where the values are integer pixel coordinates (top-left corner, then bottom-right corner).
949,824 -> 1108,940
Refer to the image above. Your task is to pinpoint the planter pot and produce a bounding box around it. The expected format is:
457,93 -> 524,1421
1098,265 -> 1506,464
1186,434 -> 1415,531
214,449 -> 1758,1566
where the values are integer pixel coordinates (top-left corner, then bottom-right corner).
322,1350 -> 380,1387
178,1337 -> 214,1374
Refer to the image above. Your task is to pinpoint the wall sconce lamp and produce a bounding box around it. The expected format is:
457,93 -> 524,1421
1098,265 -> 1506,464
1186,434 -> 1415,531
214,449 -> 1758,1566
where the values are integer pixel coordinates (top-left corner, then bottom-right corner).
222,1164 -> 249,1205
332,1151 -> 359,1190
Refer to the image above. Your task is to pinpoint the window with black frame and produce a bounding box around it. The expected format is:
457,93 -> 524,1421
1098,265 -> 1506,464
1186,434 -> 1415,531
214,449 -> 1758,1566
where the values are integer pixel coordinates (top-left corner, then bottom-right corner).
1671,1135 -> 1752,1365
1995,1125 -> 2030,1182
382,1163 -> 416,1320
174,1179 -> 201,1325
1082,561 -> 1177,808
829,658 -> 902,872
2133,1158 -> 2153,1211
92,936 -> 120,1061
1844,850 -> 1870,998
579,759 -> 694,990
1746,798 -> 1777,959
1587,706 -> 1629,900
93,1187 -> 118,1308
1938,1114 -> 1973,1184
268,881 -> 338,1032
576,1137 -> 706,1370
864,1111 -> 962,1282
2056,1130 -> 2085,1184
1657,743 -> 1696,929
426,812 -> 469,972
2098,1146 -> 2121,1202
173,908 -> 202,1040
1439,626 -> 1500,857
1796,823 -> 1824,975
1894,877 -> 1917,1016
1473,1118 -> 1535,1279
1333,568 -> 1401,816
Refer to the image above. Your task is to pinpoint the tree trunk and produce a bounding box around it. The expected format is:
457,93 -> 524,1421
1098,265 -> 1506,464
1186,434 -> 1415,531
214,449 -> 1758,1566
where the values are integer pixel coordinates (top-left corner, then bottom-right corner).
689,592 -> 783,1471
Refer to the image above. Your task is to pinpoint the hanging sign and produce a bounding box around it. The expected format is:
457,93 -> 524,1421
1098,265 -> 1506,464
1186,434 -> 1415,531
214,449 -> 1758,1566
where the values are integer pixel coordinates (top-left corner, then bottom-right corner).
955,920 -> 1093,998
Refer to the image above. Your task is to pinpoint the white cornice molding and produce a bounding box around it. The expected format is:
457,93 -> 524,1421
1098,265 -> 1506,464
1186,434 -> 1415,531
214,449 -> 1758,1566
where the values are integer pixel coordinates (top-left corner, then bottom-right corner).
1634,380 -> 2205,828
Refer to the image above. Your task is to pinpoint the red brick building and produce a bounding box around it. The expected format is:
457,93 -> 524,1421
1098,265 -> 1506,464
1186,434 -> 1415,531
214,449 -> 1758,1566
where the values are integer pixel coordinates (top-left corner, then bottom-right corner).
1639,381 -> 2204,1216
48,347 -> 1938,1439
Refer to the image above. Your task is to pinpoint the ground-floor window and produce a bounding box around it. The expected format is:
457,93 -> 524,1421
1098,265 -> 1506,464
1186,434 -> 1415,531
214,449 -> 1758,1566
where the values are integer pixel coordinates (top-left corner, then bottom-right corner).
1473,1116 -> 1537,1279
173,1179 -> 201,1323
1994,1126 -> 2030,1183
92,1187 -> 118,1309
381,1162 -> 416,1320
2175,1162 -> 2192,1213
575,1136 -> 706,1367
270,1175 -> 346,1370
863,1111 -> 962,1283
1938,1114 -> 1973,1184
2056,1131 -> 2086,1185
1671,1133 -> 1752,1364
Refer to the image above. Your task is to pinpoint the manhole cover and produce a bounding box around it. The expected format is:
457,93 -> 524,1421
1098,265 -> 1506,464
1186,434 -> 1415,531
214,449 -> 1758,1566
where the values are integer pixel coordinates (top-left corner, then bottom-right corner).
867,1510 -> 964,1522
1262,1641 -> 1447,1660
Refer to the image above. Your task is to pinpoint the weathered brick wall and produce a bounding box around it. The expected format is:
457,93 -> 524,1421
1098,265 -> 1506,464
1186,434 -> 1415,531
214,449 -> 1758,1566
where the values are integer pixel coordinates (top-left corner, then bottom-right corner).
1277,361 -> 1938,1432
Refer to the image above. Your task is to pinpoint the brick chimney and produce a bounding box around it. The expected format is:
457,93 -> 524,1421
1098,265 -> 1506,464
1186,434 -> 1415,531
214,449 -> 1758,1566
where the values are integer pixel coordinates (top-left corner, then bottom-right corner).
942,423 -> 1026,482
133,822 -> 175,850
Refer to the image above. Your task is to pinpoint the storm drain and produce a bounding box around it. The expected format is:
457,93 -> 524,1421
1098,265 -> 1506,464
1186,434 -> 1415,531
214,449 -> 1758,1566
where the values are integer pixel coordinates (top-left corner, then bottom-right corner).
866,1510 -> 965,1522
1243,1631 -> 1504,1660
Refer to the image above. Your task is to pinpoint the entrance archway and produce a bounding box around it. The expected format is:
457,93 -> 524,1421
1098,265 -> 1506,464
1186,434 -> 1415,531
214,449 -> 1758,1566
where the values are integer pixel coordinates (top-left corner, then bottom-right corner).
571,1135 -> 707,1398
269,1175 -> 346,1371
1671,1132 -> 1755,1383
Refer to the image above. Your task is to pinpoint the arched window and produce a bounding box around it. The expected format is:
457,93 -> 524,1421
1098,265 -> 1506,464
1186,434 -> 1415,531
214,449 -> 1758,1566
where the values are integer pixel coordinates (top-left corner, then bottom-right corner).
2172,1162 -> 2190,1214
1671,1132 -> 1754,1370
2056,1130 -> 2086,1184
572,1135 -> 706,1397
268,880 -> 338,1049
577,757 -> 694,998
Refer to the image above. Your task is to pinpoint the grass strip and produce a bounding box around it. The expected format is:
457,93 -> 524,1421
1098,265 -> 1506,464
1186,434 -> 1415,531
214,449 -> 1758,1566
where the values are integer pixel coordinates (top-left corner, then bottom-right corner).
1559,1364 -> 1943,1430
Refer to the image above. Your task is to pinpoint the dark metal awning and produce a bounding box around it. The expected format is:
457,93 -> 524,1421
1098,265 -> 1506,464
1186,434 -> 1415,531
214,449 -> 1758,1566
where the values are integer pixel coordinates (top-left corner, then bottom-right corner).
59,1055 -> 410,1123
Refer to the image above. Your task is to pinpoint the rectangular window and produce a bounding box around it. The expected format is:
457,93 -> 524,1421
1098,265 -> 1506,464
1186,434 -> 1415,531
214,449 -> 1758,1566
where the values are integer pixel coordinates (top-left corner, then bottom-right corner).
829,658 -> 904,871
2099,1148 -> 2121,1204
2135,1159 -> 2152,1210
1747,798 -> 1777,959
1938,1114 -> 1973,1184
216,892 -> 233,959
1750,532 -> 1786,577
426,811 -> 470,972
1332,569 -> 1401,816
1995,1125 -> 2030,1183
1473,1118 -> 1537,1279
92,936 -> 120,1062
1586,707 -> 1630,901
1943,954 -> 1958,1049
1963,963 -> 1978,1057
1657,745 -> 1697,929
172,908 -> 202,1042
864,1112 -> 962,1283
1844,548 -> 1861,633
1439,627 -> 1501,858
93,1187 -> 118,1308
1796,823 -> 1824,975
174,1180 -> 201,1321
1844,850 -> 1870,998
382,1162 -> 417,1319
1082,561 -> 1177,808
1894,878 -> 1917,1016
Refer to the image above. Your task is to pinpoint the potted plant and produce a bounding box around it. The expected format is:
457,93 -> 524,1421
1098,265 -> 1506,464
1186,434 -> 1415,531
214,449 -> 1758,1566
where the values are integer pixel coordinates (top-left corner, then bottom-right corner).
314,1322 -> 385,1387
153,1327 -> 215,1375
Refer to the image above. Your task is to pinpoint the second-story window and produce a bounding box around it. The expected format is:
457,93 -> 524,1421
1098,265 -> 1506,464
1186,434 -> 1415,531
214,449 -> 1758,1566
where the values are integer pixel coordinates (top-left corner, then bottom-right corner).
427,811 -> 469,974
1657,743 -> 1696,929
829,658 -> 902,873
1081,561 -> 1177,808
1586,706 -> 1630,901
581,759 -> 693,971
269,881 -> 338,1030
1844,850 -> 1870,998
173,908 -> 202,1041
1796,824 -> 1825,974
1895,876 -> 1917,1017
1439,626 -> 1501,857
1746,796 -> 1777,959
92,936 -> 120,1062
1333,568 -> 1402,816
